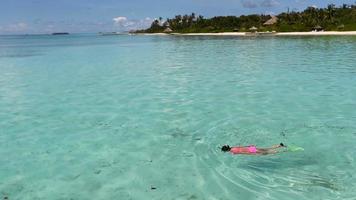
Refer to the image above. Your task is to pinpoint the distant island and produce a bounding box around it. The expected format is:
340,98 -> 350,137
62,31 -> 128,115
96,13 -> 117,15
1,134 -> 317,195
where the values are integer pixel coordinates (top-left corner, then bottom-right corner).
52,32 -> 69,35
135,4 -> 356,34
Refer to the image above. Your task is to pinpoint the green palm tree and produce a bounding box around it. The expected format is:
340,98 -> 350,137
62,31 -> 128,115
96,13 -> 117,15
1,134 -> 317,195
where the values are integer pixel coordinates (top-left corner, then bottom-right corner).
327,4 -> 335,21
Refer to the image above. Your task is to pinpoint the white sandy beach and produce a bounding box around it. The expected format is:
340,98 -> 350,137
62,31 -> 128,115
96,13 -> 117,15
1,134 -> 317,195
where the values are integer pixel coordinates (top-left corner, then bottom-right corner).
172,32 -> 246,36
276,31 -> 356,36
137,31 -> 356,36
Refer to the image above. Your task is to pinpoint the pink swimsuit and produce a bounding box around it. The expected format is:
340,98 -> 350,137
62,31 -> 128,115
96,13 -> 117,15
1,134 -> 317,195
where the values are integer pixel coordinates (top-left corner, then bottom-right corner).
230,146 -> 257,154
247,146 -> 257,153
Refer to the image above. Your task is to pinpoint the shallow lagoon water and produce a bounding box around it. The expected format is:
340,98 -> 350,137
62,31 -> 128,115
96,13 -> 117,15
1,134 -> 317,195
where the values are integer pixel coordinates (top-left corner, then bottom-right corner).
0,34 -> 356,200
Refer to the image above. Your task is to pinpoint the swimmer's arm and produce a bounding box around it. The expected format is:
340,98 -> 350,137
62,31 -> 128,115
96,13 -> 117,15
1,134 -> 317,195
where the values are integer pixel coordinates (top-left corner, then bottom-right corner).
271,144 -> 284,148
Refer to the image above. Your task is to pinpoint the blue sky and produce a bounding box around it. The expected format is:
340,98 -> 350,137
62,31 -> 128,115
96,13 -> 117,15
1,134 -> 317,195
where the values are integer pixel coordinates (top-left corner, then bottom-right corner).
0,0 -> 354,34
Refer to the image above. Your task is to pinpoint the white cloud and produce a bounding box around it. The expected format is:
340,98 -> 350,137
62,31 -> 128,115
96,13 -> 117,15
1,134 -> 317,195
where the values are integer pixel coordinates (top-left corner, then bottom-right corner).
123,21 -> 135,27
265,11 -> 276,15
241,0 -> 280,8
113,16 -> 127,24
310,5 -> 318,8
261,0 -> 280,7
43,24 -> 55,32
241,0 -> 258,8
0,22 -> 28,33
112,16 -> 153,31
10,22 -> 28,31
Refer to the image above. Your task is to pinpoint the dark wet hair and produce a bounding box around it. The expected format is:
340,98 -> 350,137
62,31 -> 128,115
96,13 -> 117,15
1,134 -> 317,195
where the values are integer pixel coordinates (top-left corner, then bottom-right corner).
221,145 -> 231,152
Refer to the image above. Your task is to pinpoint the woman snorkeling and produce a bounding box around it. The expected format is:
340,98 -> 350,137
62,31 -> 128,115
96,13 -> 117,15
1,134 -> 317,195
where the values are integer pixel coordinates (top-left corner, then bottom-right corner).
221,143 -> 286,155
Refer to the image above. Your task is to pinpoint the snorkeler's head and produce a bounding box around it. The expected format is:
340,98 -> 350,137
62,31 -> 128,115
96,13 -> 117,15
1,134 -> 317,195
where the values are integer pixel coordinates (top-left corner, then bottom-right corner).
221,145 -> 231,152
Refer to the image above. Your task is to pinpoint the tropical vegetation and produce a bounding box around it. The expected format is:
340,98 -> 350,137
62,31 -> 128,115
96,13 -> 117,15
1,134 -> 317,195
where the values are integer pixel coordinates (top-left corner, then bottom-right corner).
135,4 -> 356,33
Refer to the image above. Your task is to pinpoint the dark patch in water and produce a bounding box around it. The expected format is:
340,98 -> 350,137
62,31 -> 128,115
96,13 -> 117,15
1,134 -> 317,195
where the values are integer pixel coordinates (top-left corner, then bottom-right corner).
308,176 -> 338,191
139,159 -> 153,164
177,193 -> 198,200
0,53 -> 43,58
100,162 -> 112,168
280,130 -> 287,137
241,156 -> 317,171
169,128 -> 190,138
182,152 -> 194,157
290,175 -> 339,191
73,174 -> 81,180
188,194 -> 198,200
303,124 -> 324,129
303,123 -> 346,130
97,121 -> 112,128
324,124 -> 345,130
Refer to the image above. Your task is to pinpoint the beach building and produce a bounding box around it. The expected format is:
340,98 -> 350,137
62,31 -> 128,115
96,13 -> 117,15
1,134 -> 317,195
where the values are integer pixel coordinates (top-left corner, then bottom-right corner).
263,16 -> 278,26
313,25 -> 324,32
163,27 -> 173,33
249,26 -> 258,32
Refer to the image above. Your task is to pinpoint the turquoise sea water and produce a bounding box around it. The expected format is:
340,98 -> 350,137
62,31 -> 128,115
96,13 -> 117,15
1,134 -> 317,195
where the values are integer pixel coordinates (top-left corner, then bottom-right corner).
0,34 -> 356,200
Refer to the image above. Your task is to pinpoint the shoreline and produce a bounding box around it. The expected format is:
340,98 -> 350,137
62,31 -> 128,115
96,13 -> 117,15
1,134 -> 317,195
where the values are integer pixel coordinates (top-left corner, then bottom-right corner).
276,31 -> 356,36
133,31 -> 356,36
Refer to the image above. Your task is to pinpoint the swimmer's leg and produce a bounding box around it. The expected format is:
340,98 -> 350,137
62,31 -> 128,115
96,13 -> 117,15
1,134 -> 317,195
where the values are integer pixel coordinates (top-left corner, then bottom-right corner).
256,149 -> 278,155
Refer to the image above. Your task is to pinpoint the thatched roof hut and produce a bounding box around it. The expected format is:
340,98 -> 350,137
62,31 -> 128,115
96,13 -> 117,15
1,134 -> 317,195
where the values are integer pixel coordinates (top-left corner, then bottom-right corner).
263,16 -> 278,26
313,25 -> 323,32
163,27 -> 173,33
249,26 -> 258,32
